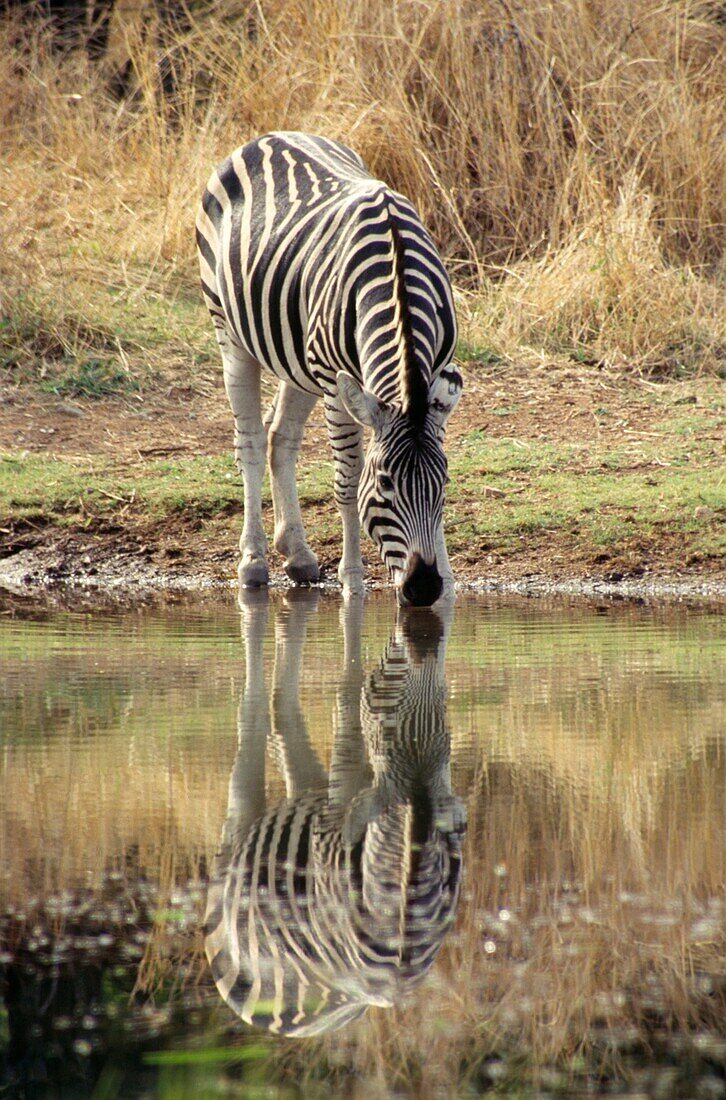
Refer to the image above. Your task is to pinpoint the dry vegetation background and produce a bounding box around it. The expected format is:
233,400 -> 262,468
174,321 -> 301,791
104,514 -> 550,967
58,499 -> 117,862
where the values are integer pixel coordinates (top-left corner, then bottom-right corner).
0,0 -> 724,379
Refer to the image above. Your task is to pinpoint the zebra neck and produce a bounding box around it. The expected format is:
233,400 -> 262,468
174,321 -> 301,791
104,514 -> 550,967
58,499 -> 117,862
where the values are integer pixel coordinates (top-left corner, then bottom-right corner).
351,208 -> 432,418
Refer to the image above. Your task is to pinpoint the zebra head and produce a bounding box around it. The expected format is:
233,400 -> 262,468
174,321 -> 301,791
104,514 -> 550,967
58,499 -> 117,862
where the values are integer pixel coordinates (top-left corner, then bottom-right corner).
337,370 -> 462,607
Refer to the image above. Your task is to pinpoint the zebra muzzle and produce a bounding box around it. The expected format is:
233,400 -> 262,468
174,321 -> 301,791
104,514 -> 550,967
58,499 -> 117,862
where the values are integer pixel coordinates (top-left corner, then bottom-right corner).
398,554 -> 443,607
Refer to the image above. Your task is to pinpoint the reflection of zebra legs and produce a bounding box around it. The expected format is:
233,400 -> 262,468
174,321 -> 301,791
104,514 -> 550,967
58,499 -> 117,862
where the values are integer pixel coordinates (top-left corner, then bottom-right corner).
216,588 -> 269,864
205,595 -> 464,1036
269,590 -> 327,796
329,601 -> 368,809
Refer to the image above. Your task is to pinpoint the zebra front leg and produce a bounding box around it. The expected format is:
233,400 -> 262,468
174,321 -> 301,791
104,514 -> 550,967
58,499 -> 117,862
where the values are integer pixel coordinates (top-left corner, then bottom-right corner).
267,383 -> 320,584
325,399 -> 365,599
218,334 -> 269,588
434,520 -> 456,603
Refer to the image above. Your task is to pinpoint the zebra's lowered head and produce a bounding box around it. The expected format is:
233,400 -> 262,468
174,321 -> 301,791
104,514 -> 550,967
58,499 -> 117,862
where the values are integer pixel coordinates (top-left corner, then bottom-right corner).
337,369 -> 462,607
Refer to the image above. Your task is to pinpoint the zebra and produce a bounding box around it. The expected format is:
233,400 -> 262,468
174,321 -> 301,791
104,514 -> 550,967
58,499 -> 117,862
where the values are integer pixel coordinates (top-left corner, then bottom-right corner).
204,591 -> 465,1036
196,132 -> 463,607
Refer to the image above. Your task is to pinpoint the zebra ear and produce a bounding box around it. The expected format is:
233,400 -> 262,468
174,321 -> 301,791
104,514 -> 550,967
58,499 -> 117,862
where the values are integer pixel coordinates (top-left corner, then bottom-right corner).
428,370 -> 463,434
336,371 -> 388,433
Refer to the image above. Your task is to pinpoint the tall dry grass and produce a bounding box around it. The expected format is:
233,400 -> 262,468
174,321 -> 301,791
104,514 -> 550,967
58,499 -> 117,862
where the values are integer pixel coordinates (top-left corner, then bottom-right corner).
0,0 -> 723,377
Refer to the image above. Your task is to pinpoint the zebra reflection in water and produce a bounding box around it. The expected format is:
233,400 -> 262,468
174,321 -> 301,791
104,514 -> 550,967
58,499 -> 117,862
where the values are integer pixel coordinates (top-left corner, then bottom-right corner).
204,592 -> 465,1036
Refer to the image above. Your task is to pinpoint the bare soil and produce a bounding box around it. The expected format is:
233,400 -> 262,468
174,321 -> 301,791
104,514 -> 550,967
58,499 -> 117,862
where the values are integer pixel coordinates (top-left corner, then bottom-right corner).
1,362 -> 724,602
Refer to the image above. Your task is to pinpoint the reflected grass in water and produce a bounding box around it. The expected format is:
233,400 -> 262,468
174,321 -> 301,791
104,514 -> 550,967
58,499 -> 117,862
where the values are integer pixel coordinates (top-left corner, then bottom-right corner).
0,593 -> 724,1096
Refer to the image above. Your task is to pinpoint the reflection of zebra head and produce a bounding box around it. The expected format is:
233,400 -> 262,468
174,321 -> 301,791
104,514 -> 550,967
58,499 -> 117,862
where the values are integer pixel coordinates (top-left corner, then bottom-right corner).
204,594 -> 465,1036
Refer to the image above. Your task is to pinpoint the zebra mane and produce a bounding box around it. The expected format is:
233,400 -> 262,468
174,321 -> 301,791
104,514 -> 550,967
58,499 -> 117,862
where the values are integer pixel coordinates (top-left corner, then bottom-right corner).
389,215 -> 429,430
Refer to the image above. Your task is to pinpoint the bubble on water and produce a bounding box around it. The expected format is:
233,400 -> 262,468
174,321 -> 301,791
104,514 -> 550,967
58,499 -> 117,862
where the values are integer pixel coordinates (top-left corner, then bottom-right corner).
73,935 -> 97,951
484,940 -> 496,954
694,1032 -> 726,1059
690,916 -> 720,941
498,908 -> 511,922
493,863 -> 507,878
594,990 -> 627,1014
650,913 -> 679,928
484,1059 -> 506,1082
558,944 -> 582,958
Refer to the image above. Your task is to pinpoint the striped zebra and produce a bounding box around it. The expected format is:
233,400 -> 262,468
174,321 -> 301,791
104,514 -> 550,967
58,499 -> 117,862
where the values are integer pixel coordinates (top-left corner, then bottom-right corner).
196,132 -> 462,606
204,591 -> 465,1036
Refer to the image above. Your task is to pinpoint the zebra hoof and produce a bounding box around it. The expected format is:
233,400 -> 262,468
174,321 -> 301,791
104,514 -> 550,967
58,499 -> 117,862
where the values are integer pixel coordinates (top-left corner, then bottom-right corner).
435,579 -> 456,604
341,575 -> 366,599
284,551 -> 319,585
238,559 -> 269,588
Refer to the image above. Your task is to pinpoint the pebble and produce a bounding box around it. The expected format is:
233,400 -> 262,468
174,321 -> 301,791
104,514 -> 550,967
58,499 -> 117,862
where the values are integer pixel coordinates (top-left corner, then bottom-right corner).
55,402 -> 86,418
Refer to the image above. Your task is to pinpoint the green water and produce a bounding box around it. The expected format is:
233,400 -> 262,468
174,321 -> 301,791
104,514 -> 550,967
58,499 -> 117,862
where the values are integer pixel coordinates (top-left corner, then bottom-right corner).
0,591 -> 723,1097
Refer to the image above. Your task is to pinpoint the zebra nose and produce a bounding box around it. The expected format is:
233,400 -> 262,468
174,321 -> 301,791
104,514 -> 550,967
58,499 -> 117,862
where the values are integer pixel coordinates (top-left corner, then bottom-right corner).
400,554 -> 443,607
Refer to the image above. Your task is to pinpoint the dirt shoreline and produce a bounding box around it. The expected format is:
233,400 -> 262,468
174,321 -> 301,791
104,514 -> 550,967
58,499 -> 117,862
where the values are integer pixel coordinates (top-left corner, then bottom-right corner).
1,540 -> 723,609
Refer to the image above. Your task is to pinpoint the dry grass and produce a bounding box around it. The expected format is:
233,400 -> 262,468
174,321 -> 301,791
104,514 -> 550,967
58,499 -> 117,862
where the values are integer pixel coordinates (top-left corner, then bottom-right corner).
0,0 -> 723,378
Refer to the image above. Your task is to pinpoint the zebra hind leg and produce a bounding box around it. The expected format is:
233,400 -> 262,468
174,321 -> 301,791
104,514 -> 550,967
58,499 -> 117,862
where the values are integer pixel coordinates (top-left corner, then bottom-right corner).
219,334 -> 270,588
267,383 -> 320,585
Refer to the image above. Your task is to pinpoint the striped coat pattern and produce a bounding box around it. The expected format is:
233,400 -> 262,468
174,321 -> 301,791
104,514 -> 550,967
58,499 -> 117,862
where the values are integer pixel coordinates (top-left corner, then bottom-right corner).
196,132 -> 462,605
204,593 -> 465,1036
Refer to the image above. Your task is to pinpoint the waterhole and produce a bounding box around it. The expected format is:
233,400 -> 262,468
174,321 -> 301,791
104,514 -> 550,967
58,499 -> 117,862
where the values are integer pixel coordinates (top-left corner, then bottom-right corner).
1,591 -> 723,1097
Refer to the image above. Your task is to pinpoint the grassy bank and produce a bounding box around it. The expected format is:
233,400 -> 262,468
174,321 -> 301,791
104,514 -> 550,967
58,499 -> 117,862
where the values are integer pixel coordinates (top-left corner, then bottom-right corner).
0,1 -> 724,583
1,369 -> 724,583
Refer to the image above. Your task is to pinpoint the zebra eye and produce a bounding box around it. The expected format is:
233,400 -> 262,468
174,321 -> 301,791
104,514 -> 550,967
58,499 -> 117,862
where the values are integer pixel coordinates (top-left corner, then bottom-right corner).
378,473 -> 394,495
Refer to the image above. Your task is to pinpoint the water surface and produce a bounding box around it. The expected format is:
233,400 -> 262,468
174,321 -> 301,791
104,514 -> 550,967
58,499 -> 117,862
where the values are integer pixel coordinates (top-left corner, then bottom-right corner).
1,591 -> 723,1097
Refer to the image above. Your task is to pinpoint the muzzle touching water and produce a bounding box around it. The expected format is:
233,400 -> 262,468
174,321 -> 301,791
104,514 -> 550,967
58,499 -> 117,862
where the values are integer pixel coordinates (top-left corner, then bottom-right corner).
397,553 -> 443,607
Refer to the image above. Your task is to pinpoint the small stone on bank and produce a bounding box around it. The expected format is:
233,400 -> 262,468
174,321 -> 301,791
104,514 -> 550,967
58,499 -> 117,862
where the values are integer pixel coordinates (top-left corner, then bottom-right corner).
55,402 -> 86,418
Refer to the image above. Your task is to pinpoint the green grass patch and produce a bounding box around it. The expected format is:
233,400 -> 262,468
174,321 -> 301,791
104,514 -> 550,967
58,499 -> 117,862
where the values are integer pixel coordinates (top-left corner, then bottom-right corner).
0,452 -> 335,528
40,358 -> 140,399
0,285 -> 216,391
446,430 -> 725,563
456,340 -> 503,366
